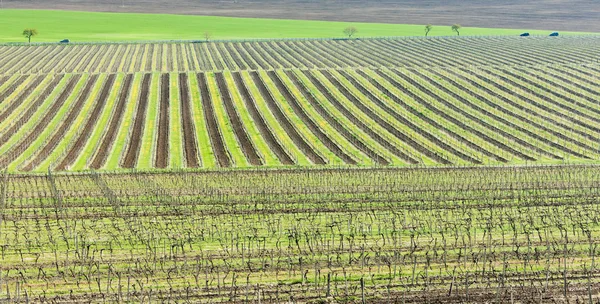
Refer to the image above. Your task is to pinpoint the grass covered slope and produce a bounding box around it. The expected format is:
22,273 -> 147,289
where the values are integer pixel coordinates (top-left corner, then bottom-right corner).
0,9 -> 590,42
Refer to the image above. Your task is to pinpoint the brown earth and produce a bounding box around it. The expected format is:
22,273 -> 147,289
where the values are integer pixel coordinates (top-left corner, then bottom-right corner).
154,73 -> 170,168
3,0 -> 600,32
122,73 -> 151,168
178,73 -> 200,168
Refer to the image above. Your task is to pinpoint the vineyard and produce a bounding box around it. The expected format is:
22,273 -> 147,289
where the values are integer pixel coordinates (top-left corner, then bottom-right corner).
3,35 -> 600,302
1,36 -> 600,171
1,166 -> 600,302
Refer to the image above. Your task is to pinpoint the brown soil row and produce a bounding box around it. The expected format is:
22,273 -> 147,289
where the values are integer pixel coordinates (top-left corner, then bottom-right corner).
23,75 -> 100,171
89,74 -> 134,169
348,70 -> 497,163
249,71 -> 325,165
416,69 -> 588,159
197,73 -> 231,167
231,72 -> 293,165
122,74 -> 152,168
301,70 -> 416,164
0,75 -> 63,148
55,74 -> 116,171
267,70 -> 356,165
0,75 -> 81,168
214,72 -> 262,166
178,73 -> 200,168
154,73 -> 170,169
284,70 -> 389,165
0,75 -> 44,120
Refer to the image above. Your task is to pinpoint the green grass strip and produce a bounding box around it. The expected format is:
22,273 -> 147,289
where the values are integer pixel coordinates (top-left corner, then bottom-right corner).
10,75 -> 88,171
206,72 -> 249,167
138,73 -> 160,169
169,72 -> 184,168
187,72 -> 215,168
105,73 -> 143,170
71,73 -> 125,170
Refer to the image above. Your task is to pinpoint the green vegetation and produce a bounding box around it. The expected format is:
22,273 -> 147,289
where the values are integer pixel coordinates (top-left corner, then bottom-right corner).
1,165 -> 600,302
0,9 -> 591,42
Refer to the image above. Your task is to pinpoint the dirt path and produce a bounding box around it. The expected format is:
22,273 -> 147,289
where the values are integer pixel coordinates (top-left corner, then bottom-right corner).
89,74 -> 134,169
55,74 -> 116,171
154,73 -> 170,168
122,74 -> 151,168
178,73 -> 200,168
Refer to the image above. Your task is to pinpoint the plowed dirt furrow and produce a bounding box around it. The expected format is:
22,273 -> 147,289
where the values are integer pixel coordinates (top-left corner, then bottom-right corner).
198,73 -> 231,167
154,73 -> 170,168
0,76 -> 63,148
122,74 -> 152,168
23,75 -> 100,171
89,74 -> 134,169
0,75 -> 44,120
178,73 -> 200,168
231,72 -> 294,165
284,70 -> 388,165
250,71 -> 325,165
267,71 -> 356,164
0,75 -> 81,167
55,74 -> 116,171
215,72 -> 262,166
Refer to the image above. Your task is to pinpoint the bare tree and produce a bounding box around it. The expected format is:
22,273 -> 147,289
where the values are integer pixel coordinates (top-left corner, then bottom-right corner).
204,32 -> 212,42
343,26 -> 358,38
22,29 -> 38,43
451,24 -> 462,36
425,24 -> 433,37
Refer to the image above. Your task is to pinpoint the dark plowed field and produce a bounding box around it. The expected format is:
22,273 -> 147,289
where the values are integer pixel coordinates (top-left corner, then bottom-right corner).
6,0 -> 600,32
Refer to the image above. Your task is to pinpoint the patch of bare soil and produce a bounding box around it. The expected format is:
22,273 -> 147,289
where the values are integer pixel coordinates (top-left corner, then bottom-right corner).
5,0 -> 600,32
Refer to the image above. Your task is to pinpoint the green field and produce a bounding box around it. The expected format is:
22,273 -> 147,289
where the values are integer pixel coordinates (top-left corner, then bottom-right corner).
0,9 -> 590,42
